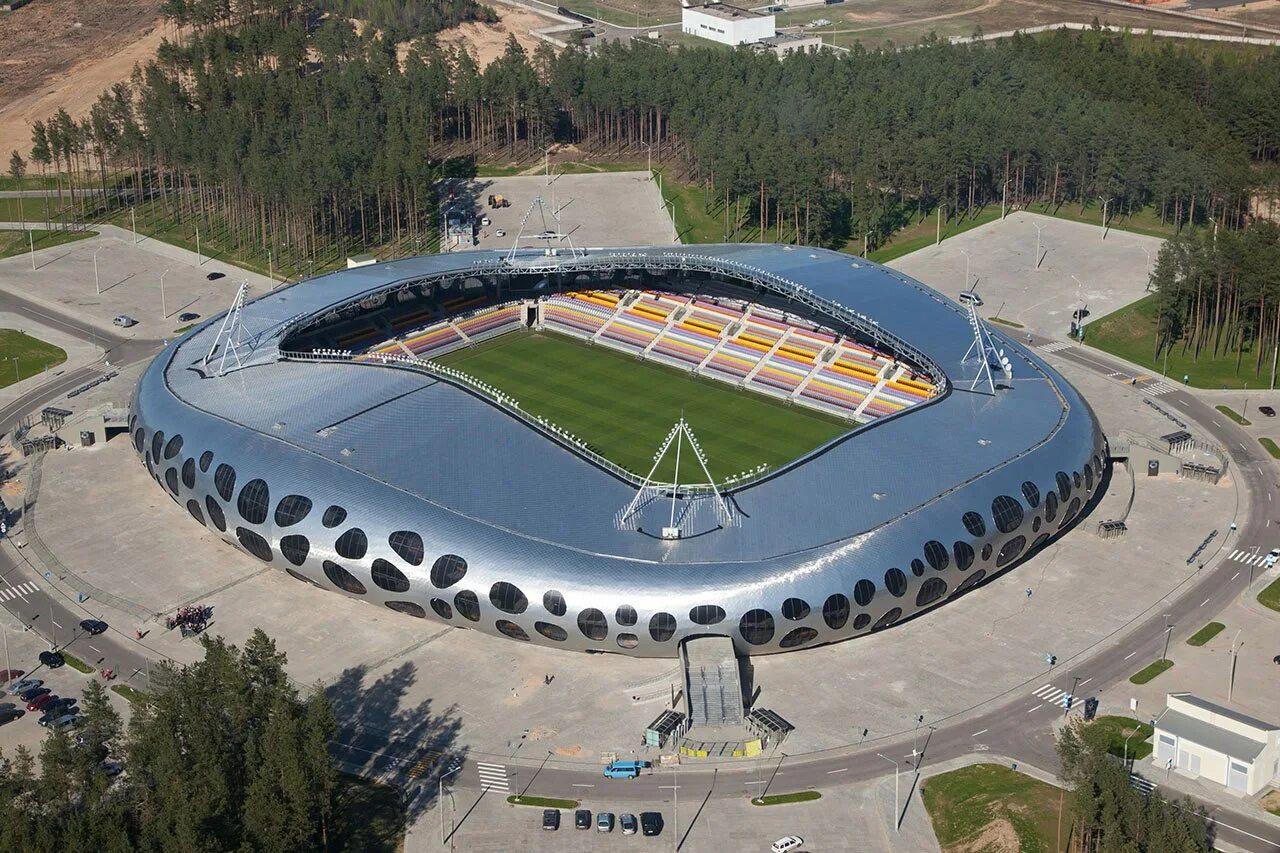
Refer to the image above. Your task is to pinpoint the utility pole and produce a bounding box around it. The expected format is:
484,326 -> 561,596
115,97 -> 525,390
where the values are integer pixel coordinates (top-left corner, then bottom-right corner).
1033,222 -> 1046,271
877,753 -> 900,832
1098,196 -> 1113,238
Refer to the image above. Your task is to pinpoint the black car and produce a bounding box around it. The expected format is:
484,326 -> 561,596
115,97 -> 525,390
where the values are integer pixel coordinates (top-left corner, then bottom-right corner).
0,709 -> 22,725
38,651 -> 64,669
79,619 -> 108,636
1260,405 -> 1276,417
575,809 -> 592,830
640,812 -> 663,837
178,312 -> 200,322
206,271 -> 226,281
542,809 -> 560,831
19,686 -> 49,703
39,703 -> 76,727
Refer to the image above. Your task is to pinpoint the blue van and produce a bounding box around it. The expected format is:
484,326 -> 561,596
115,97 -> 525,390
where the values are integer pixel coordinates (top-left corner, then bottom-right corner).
603,760 -> 651,779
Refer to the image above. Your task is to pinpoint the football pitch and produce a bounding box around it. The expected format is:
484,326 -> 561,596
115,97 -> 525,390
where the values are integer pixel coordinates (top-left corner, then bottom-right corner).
435,331 -> 850,481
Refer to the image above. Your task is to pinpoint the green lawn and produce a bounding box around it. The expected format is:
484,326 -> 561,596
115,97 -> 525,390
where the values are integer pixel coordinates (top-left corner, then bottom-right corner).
1260,438 -> 1280,460
752,790 -> 821,806
1217,405 -> 1250,426
1085,716 -> 1154,761
435,331 -> 849,481
0,329 -> 68,387
1258,577 -> 1280,612
60,652 -> 94,674
0,228 -> 94,259
507,795 -> 581,808
922,763 -> 1066,853
1085,294 -> 1272,389
1186,621 -> 1225,646
110,684 -> 150,704
1129,658 -> 1175,684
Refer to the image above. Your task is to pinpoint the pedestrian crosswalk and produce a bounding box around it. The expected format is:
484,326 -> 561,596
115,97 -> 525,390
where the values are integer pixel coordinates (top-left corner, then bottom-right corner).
1031,683 -> 1079,709
1142,381 -> 1178,396
0,581 -> 37,602
1227,549 -> 1272,566
476,761 -> 509,793
1039,341 -> 1071,353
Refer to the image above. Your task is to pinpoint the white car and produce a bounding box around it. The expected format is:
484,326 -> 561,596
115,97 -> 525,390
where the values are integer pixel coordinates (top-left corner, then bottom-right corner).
1264,548 -> 1279,568
772,836 -> 804,853
495,229 -> 506,237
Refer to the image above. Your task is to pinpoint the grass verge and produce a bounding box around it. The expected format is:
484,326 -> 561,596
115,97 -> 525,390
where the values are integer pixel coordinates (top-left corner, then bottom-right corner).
989,316 -> 1024,328
436,330 -> 848,480
1085,716 -> 1154,761
0,329 -> 68,388
507,795 -> 580,809
752,791 -> 821,806
1217,405 -> 1251,426
110,684 -> 150,704
1129,658 -> 1174,685
0,228 -> 94,260
1186,622 -> 1225,646
922,763 -> 1066,852
331,773 -> 405,852
1260,438 -> 1280,459
60,652 -> 94,674
1258,577 -> 1280,613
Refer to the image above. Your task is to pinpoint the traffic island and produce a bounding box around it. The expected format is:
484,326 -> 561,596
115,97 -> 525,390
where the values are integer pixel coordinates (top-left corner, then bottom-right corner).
1129,658 -> 1174,684
506,795 -> 580,809
751,791 -> 821,806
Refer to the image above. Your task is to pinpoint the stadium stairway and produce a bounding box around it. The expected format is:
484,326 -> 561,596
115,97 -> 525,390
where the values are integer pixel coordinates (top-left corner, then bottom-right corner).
680,636 -> 744,728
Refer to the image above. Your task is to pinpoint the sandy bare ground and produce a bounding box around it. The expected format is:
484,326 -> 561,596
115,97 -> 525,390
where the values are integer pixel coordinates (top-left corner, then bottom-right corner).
0,0 -> 167,159
434,6 -> 559,67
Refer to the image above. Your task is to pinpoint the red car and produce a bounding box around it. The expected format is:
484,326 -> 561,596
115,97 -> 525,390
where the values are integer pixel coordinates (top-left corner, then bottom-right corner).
0,669 -> 24,683
27,693 -> 57,712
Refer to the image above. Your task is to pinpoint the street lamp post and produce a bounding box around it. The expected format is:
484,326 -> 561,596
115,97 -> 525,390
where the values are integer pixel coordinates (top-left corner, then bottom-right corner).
672,762 -> 678,853
1228,630 -> 1242,702
1162,615 -> 1174,663
640,141 -> 652,179
959,248 -> 971,291
1098,196 -> 1113,238
440,763 -> 462,845
1001,178 -> 1013,219
196,227 -> 201,266
863,229 -> 875,258
28,231 -> 35,271
1141,246 -> 1152,289
1033,222 -> 1046,272
160,268 -> 171,319
92,245 -> 105,295
877,753 -> 899,832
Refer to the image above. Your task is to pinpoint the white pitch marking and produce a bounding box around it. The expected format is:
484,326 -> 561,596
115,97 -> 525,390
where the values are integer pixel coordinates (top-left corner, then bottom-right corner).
1123,651 -> 1136,660
971,729 -> 988,737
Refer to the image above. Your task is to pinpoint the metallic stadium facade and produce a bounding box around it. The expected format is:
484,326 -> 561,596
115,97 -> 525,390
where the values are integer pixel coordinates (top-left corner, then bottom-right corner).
129,244 -> 1106,657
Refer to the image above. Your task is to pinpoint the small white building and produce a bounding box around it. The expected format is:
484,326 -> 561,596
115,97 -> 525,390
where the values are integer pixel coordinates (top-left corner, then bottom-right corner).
1151,693 -> 1280,796
682,3 -> 775,46
755,32 -> 824,57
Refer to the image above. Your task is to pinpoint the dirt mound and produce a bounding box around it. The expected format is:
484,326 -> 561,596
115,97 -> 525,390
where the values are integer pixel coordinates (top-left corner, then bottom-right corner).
435,6 -> 557,67
955,817 -> 1021,853
0,0 -> 166,157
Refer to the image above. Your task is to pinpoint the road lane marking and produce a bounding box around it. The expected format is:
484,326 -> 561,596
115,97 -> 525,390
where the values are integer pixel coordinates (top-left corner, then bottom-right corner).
88,645 -> 101,654
1231,572 -> 1240,580
1124,651 -> 1136,660
1026,706 -> 1041,713
971,729 -> 988,737
572,783 -> 595,788
658,785 -> 681,789
745,780 -> 767,785
826,768 -> 848,774
1077,678 -> 1092,688
1200,598 -> 1211,607
51,621 -> 62,629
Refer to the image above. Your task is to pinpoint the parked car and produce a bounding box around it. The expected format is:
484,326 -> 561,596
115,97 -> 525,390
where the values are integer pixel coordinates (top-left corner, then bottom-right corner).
1266,548 -> 1280,569
178,312 -> 200,322
79,619 -> 108,636
495,228 -> 506,237
541,809 -> 560,831
603,759 -> 651,779
112,315 -> 137,328
206,271 -> 226,281
597,812 -> 615,832
27,693 -> 57,712
575,809 -> 591,830
19,686 -> 50,703
957,290 -> 983,307
772,835 -> 805,853
42,697 -> 76,714
1260,405 -> 1276,417
0,702 -> 14,712
640,812 -> 663,836
39,705 -> 76,726
50,713 -> 79,730
0,669 -> 24,684
0,709 -> 23,725
619,813 -> 638,835
38,651 -> 64,669
7,678 -> 41,695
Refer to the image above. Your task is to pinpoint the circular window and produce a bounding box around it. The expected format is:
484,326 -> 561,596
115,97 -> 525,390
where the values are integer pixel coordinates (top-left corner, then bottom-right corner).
199,450 -> 214,472
236,527 -> 273,563
205,495 -> 226,531
321,505 -> 347,528
615,605 -> 637,627
274,495 -> 313,527
1073,471 -> 1082,489
915,577 -> 948,607
163,434 -> 183,460
279,535 -> 310,566
322,560 -> 365,594
164,467 -> 179,496
1084,465 -> 1095,491
981,542 -> 993,561
237,479 -> 270,525
739,609 -> 775,645
649,612 -> 677,642
1032,516 -> 1042,532
781,598 -> 809,621
577,608 -> 608,641
884,568 -> 907,597
923,540 -> 949,571
489,581 -> 528,614
214,463 -> 236,502
496,620 -> 529,641
1060,498 -> 1081,528
996,536 -> 1027,567
1031,533 -> 1051,552
453,590 -> 480,622
852,613 -> 871,630
1021,481 -> 1041,508
954,541 -> 974,571
853,579 -> 876,607
955,569 -> 987,595
151,431 -> 165,463
779,627 -> 819,648
991,496 -> 1024,534
285,568 -> 318,587
186,499 -> 205,526
962,511 -> 986,538
1044,491 -> 1059,523
334,528 -> 368,560
371,559 -> 410,593
431,555 -> 468,589
536,622 -> 567,641
617,633 -> 640,649
387,601 -> 426,618
430,599 -> 453,620
910,559 -> 925,577
389,531 -> 424,566
871,608 -> 902,630
1055,472 -> 1072,501
822,594 -> 850,630
543,589 -> 567,617
181,458 -> 196,489
689,605 -> 725,626
133,428 -> 145,454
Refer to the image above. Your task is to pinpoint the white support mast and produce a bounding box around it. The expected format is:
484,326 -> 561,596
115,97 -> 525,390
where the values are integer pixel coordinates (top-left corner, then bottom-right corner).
505,196 -> 584,263
204,281 -> 253,377
615,417 -> 738,537
961,301 -> 1011,395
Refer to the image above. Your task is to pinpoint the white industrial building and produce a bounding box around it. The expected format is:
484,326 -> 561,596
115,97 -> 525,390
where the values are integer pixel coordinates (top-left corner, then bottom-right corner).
1152,693 -> 1280,796
681,2 -> 775,46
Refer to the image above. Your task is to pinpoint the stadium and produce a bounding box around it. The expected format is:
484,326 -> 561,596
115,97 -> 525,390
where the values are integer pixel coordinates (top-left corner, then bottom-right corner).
128,244 -> 1105,658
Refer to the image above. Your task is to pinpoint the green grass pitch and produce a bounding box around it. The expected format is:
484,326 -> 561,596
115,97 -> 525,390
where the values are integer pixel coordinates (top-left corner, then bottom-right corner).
435,331 -> 850,481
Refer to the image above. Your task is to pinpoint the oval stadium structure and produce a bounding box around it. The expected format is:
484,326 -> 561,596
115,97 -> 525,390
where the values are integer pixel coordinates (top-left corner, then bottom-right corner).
130,244 -> 1105,657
